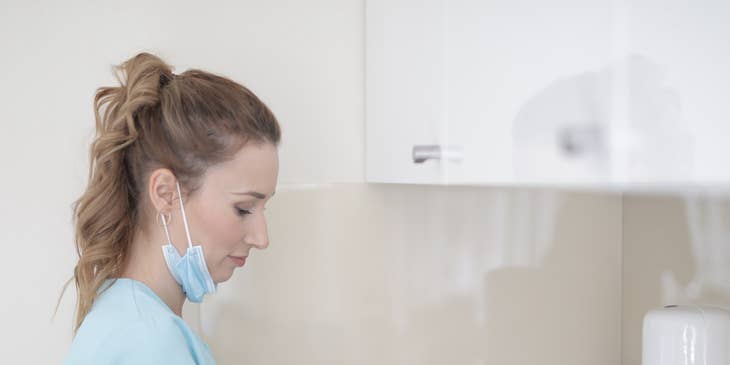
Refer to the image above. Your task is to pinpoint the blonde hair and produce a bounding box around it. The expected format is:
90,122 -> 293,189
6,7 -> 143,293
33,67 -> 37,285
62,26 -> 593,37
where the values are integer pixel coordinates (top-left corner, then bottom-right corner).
56,52 -> 281,335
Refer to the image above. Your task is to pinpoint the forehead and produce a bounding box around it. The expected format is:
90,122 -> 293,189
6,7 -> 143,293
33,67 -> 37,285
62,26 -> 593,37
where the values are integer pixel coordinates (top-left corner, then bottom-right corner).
202,142 -> 279,194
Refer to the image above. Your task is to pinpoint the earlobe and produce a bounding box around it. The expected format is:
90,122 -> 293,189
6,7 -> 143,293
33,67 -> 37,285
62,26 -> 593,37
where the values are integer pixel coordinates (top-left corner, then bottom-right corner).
148,168 -> 177,212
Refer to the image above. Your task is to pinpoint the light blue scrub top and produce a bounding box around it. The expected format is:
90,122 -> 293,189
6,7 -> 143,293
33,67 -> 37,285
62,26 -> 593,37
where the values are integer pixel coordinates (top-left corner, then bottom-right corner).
63,278 -> 216,365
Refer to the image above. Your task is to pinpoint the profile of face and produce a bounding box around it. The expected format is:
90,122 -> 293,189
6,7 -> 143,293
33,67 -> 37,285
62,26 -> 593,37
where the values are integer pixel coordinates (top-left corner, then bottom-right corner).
150,142 -> 279,284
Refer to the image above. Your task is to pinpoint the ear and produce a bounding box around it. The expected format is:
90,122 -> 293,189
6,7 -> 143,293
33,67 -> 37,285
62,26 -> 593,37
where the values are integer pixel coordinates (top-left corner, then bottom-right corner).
148,168 -> 178,213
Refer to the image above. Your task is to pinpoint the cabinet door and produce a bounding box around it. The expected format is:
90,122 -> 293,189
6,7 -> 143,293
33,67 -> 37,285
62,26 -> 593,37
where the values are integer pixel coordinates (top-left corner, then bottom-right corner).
366,0 -> 449,184
367,0 -> 729,187
367,0 -> 616,185
619,0 -> 730,186
445,0 -> 616,185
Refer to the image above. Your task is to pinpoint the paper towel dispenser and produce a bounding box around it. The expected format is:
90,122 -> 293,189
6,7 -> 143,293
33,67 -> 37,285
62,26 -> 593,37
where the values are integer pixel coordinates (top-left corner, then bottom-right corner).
642,305 -> 730,364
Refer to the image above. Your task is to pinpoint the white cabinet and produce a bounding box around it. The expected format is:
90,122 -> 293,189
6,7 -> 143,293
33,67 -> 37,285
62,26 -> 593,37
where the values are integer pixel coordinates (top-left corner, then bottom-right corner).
619,0 -> 730,186
366,0 -> 730,188
366,0 -> 450,184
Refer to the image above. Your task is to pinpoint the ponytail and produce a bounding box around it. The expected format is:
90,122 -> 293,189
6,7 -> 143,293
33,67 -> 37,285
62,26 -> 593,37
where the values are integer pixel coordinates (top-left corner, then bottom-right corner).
58,53 -> 175,335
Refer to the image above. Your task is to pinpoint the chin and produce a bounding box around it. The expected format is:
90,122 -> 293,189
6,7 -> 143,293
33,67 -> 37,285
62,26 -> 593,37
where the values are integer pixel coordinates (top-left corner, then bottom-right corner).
216,269 -> 235,283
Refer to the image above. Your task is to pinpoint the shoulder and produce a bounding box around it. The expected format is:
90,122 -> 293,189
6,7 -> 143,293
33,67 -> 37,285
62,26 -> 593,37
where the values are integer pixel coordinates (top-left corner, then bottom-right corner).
65,315 -> 198,365
64,279 -> 211,365
95,316 -> 198,364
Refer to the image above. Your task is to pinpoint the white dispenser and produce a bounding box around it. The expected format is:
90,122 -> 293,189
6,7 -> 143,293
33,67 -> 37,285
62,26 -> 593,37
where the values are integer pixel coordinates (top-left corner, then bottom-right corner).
642,305 -> 730,364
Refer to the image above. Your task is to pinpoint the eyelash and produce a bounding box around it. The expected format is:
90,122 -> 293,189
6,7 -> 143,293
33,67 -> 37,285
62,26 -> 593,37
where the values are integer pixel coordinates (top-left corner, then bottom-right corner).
236,206 -> 268,217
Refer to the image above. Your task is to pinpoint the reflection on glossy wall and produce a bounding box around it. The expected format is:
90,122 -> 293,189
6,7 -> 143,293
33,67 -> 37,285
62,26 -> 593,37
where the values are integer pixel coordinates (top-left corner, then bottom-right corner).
622,194 -> 730,365
192,184 -> 622,365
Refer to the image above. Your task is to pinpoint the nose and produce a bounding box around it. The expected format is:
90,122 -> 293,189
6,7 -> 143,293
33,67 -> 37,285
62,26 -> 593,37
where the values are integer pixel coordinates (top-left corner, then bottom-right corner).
246,210 -> 269,250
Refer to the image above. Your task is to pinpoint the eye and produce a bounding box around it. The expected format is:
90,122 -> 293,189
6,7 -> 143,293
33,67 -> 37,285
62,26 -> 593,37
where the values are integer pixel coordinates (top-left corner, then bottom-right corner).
236,208 -> 252,216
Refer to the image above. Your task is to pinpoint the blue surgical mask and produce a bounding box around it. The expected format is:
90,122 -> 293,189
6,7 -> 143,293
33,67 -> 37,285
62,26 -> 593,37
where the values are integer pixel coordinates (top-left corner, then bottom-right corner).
159,181 -> 217,303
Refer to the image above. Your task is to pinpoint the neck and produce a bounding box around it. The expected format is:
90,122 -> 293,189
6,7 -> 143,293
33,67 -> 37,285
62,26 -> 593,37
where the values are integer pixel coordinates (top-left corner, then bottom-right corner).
119,228 -> 186,317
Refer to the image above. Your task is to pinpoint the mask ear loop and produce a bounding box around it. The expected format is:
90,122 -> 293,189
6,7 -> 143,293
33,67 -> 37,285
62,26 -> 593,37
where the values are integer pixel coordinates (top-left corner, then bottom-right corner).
160,212 -> 173,245
176,181 -> 194,250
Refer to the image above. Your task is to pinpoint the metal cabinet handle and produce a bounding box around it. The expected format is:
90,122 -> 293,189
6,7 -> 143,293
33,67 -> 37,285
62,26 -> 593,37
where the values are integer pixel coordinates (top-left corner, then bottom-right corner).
412,144 -> 463,163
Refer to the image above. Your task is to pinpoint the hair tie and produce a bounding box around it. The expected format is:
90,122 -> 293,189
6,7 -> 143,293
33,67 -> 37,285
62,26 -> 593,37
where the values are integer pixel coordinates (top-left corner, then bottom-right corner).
159,72 -> 174,88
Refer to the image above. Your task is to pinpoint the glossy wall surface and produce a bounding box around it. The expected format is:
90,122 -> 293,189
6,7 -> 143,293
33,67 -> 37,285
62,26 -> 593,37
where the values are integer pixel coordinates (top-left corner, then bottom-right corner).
198,184 -> 623,364
622,194 -> 730,365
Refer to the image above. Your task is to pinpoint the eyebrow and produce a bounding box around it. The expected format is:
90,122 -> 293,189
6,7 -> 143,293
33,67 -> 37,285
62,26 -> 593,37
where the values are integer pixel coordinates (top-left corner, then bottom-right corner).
232,190 -> 276,199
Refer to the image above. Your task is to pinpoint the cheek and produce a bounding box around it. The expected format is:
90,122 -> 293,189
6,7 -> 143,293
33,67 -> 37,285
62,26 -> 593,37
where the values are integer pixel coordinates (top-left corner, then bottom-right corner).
196,209 -> 243,269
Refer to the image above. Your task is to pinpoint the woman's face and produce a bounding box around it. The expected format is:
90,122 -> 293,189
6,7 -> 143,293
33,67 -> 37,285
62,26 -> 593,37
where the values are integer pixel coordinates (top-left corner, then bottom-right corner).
181,142 -> 279,283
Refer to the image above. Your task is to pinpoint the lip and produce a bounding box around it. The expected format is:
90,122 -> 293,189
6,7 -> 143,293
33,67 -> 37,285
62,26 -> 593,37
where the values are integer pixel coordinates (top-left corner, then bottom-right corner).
229,255 -> 247,267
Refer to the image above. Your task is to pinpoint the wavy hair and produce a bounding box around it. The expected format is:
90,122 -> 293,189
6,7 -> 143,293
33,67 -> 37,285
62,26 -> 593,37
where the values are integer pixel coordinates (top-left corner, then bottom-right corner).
55,52 -> 281,335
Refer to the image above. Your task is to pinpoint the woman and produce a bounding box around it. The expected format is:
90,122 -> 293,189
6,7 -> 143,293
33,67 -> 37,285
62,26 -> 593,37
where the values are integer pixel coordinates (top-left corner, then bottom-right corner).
61,52 -> 281,364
